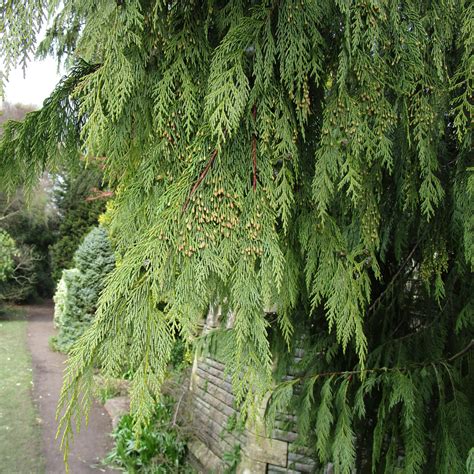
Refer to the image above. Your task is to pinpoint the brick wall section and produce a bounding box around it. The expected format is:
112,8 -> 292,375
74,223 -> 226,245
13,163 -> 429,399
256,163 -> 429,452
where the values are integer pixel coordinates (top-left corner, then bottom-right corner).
187,355 -> 316,473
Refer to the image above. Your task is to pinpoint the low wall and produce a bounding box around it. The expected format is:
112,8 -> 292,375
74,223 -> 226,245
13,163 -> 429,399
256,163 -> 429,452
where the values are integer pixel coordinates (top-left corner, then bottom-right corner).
187,355 -> 316,473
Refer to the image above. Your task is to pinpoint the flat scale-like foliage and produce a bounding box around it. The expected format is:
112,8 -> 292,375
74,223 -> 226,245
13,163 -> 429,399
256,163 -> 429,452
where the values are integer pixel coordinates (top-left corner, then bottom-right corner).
0,1 -> 472,472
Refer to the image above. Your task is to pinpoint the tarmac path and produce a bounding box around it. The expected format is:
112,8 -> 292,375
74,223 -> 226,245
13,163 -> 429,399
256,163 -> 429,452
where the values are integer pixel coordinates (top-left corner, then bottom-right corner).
25,302 -> 117,474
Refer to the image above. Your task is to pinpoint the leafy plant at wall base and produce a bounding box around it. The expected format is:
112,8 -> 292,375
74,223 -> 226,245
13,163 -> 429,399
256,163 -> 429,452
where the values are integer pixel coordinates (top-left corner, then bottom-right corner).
105,398 -> 189,473
223,444 -> 241,474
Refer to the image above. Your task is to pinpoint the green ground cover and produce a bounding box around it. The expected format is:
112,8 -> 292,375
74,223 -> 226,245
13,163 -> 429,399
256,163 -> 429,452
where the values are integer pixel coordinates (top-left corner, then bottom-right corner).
0,307 -> 44,473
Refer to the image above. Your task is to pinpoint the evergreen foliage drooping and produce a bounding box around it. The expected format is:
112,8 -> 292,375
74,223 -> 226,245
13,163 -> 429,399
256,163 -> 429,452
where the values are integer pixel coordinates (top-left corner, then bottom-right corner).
52,227 -> 115,353
0,2 -> 473,472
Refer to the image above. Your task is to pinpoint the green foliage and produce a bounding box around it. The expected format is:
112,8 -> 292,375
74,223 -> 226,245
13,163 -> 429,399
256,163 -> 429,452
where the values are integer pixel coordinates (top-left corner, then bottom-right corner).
0,1 -> 473,472
51,268 -> 83,352
0,2 -> 45,97
73,226 -> 115,307
105,398 -> 189,474
50,164 -> 107,282
0,185 -> 58,300
222,444 -> 241,474
1,102 -> 58,300
467,448 -> 474,474
168,339 -> 193,373
53,274 -> 68,328
267,324 -> 474,472
0,243 -> 40,302
0,230 -> 15,282
169,339 -> 186,369
223,413 -> 245,436
52,227 -> 114,353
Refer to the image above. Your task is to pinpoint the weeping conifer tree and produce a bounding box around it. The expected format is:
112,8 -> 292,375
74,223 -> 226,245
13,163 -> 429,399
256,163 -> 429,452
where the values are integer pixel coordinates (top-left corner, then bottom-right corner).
0,1 -> 473,472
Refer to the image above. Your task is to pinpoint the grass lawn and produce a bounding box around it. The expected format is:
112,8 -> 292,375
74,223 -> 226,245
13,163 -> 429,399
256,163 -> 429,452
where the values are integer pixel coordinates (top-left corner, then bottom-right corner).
0,307 -> 44,473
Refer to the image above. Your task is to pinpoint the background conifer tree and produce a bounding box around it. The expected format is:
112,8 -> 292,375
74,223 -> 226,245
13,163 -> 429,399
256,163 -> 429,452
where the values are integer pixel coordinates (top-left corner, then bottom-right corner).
0,1 -> 472,471
50,162 -> 108,282
53,226 -> 115,353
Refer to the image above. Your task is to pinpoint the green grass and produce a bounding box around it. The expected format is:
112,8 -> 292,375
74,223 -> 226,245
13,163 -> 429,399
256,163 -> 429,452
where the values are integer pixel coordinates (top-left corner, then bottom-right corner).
0,307 -> 44,473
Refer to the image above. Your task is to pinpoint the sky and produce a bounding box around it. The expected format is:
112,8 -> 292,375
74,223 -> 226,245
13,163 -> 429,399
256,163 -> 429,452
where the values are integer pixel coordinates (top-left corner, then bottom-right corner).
5,58 -> 61,107
2,20 -> 63,108
4,57 -> 62,107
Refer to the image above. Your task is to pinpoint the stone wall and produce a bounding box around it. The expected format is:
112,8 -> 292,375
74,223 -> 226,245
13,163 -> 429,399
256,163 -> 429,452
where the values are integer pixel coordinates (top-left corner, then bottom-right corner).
184,304 -> 316,473
187,355 -> 316,473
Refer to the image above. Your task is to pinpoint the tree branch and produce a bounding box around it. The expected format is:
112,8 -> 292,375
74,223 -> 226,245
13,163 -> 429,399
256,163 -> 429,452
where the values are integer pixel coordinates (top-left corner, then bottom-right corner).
0,209 -> 20,221
448,339 -> 474,362
368,240 -> 420,315
182,149 -> 218,212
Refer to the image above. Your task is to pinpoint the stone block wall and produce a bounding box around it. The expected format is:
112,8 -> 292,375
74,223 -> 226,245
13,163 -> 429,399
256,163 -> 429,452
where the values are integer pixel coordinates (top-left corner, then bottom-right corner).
187,355 -> 316,473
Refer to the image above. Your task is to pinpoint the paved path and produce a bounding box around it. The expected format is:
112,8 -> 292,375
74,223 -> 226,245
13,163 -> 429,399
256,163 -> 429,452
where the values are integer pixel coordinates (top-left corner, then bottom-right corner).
25,302 -> 117,474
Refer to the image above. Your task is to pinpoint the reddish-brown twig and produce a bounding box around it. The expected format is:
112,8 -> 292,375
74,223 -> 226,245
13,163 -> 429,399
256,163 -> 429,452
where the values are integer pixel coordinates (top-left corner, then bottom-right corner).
182,149 -> 218,212
85,189 -> 114,201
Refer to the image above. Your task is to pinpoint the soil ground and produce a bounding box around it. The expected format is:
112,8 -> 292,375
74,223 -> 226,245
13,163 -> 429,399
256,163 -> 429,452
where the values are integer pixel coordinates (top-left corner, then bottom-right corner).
25,302 -> 118,474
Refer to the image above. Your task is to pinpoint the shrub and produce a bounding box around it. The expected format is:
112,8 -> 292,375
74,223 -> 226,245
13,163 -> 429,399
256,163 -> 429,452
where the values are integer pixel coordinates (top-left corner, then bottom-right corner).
0,244 -> 41,302
0,230 -> 15,282
1,179 -> 58,301
73,226 -> 115,311
0,229 -> 37,301
52,227 -> 114,353
53,273 -> 68,328
51,269 -> 82,351
105,398 -> 189,474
